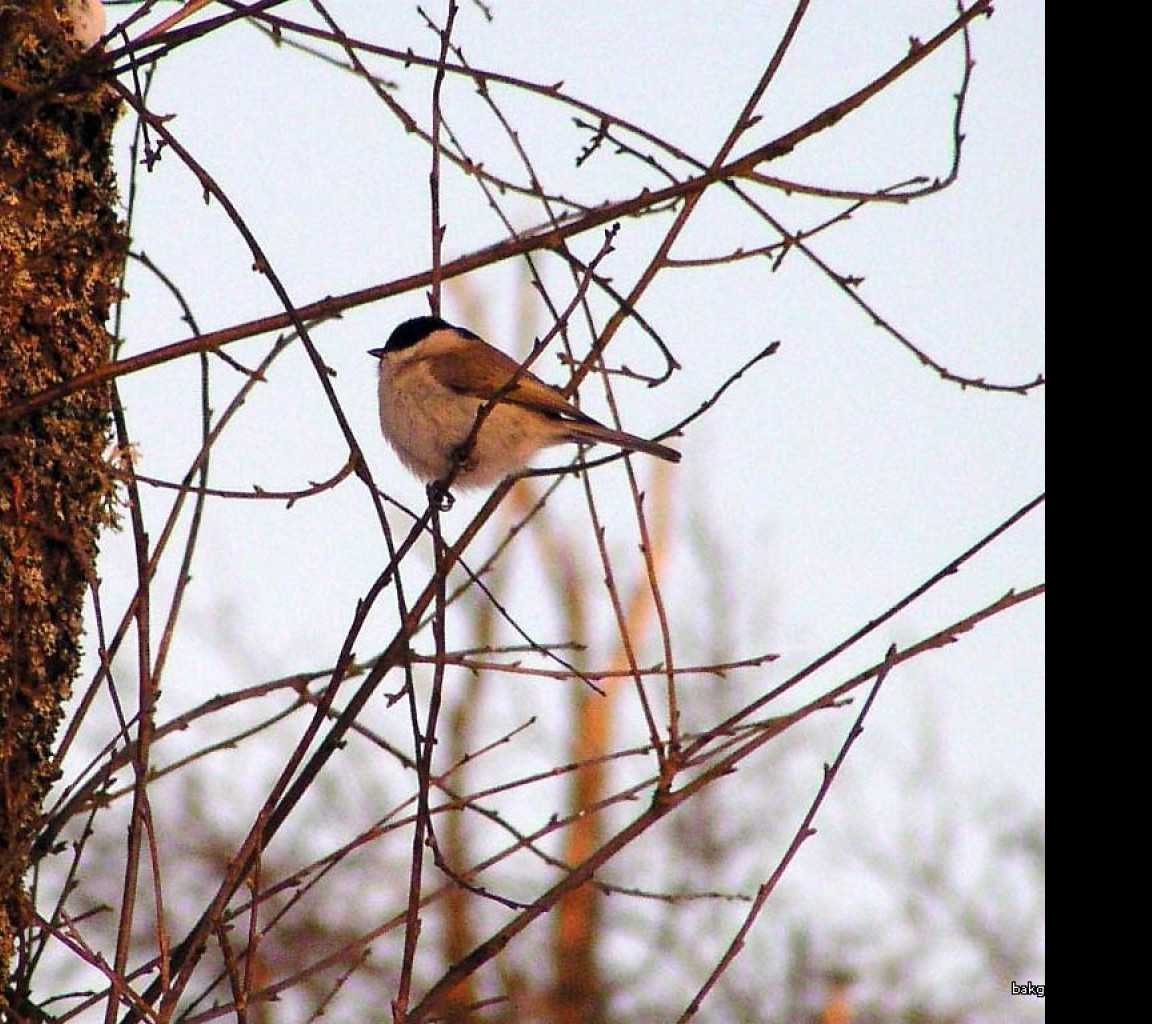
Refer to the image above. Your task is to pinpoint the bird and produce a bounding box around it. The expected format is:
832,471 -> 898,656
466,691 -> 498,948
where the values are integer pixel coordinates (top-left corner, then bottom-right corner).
369,316 -> 681,491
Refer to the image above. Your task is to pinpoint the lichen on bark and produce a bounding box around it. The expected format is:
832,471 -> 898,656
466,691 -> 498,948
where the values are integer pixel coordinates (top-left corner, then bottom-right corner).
1,0 -> 124,1003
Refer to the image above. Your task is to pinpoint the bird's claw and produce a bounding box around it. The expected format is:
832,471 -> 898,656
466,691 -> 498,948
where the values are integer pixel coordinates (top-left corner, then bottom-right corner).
427,480 -> 455,512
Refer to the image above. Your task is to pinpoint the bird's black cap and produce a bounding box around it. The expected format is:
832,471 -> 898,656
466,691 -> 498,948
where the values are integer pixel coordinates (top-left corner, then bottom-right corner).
380,316 -> 450,356
369,316 -> 484,359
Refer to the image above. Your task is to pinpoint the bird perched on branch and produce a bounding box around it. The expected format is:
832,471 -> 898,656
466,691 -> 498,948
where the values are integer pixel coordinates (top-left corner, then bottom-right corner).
370,316 -> 680,494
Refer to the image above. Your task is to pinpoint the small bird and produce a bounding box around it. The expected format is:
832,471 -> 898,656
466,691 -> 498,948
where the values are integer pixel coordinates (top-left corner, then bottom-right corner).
369,316 -> 681,490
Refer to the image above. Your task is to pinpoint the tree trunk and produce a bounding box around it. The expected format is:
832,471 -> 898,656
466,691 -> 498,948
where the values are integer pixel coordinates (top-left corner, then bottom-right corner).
0,0 -> 122,1007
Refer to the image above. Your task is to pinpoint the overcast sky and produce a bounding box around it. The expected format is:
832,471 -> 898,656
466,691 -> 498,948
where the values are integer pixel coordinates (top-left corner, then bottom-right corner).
75,0 -> 1043,1008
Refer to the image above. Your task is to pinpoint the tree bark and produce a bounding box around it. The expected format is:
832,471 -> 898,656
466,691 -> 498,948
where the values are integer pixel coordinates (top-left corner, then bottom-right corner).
0,0 -> 122,1007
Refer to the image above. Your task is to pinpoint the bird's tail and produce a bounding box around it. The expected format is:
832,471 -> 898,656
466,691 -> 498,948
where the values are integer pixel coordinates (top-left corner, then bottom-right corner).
566,420 -> 681,463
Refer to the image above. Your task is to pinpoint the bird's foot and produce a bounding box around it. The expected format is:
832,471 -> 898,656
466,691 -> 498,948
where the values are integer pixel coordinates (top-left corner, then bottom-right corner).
426,480 -> 455,512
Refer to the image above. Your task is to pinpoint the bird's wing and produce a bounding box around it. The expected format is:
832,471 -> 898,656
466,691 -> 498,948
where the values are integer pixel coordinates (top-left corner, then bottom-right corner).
429,345 -> 598,424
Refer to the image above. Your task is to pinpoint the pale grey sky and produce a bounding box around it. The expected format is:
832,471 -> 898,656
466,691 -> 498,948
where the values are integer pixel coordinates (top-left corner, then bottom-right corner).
74,0 -> 1043,1012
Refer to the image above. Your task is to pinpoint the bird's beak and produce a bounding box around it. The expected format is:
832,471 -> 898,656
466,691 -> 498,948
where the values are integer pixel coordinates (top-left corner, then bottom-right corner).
368,348 -> 385,359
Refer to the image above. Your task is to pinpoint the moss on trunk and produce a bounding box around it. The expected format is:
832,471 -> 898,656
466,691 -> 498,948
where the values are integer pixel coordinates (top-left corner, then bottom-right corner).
0,0 -> 123,1004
